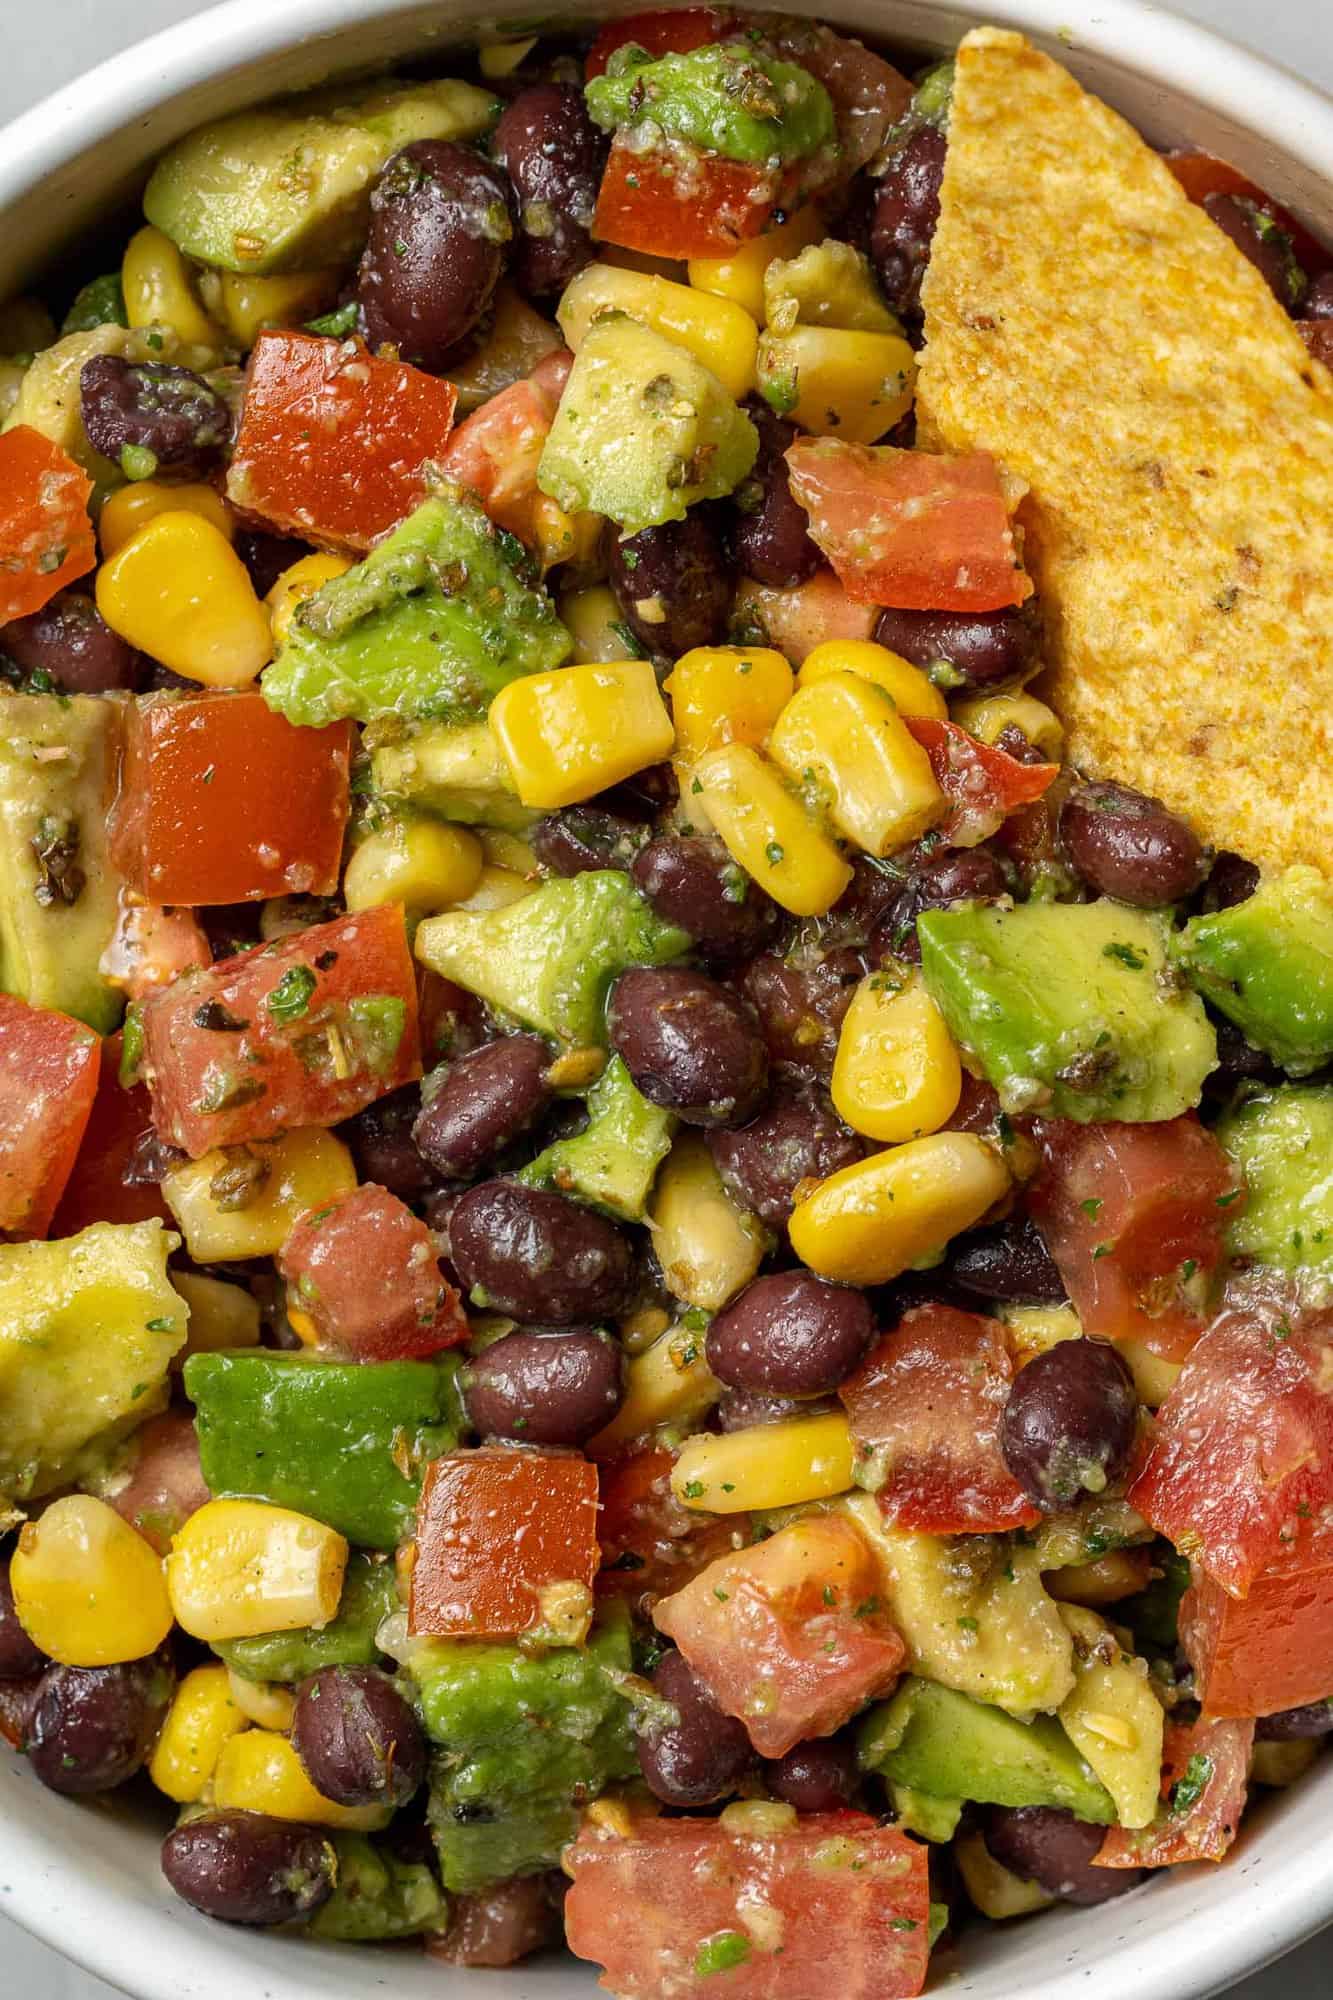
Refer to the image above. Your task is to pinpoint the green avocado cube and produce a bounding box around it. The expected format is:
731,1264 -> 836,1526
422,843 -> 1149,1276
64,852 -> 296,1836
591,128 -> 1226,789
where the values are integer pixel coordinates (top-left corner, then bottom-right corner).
1172,866 -> 1333,1076
216,1551 -> 398,1683
371,721 -> 538,833
1216,1083 -> 1333,1281
309,1835 -> 447,1941
585,44 -> 835,165
519,1054 -> 676,1219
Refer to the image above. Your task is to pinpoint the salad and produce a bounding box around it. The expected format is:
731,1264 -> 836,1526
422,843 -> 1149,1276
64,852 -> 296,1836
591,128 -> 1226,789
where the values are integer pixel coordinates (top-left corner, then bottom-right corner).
0,11 -> 1330,1994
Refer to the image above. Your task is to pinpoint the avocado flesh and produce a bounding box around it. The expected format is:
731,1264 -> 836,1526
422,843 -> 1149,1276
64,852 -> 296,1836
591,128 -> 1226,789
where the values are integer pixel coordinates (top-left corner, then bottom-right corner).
1057,1604 -> 1164,1829
518,1054 -> 676,1220
216,1552 -> 398,1683
1173,866 -> 1333,1075
1216,1083 -> 1333,1283
584,44 -> 835,164
372,721 -> 539,833
309,1835 -> 447,1941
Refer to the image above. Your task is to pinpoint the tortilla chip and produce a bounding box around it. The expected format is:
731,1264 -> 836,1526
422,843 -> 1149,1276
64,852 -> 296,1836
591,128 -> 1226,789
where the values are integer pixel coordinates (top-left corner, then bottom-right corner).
917,28 -> 1333,875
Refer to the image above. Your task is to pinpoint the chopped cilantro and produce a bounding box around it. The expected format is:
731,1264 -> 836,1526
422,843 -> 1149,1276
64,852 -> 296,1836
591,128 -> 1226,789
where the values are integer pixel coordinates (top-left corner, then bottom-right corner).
266,964 -> 318,1023
694,1932 -> 752,1977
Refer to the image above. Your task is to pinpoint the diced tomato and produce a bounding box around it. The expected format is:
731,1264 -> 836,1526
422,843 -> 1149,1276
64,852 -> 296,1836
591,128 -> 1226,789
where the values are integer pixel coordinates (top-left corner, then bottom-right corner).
734,570 -> 877,665
595,139 -> 782,261
1128,1298 -> 1333,1598
227,331 -> 458,552
140,904 -> 421,1158
586,9 -> 733,77
1181,1519 -> 1333,1718
785,440 -> 1033,612
102,1409 -> 211,1556
840,1306 -> 1040,1535
1164,151 -> 1331,278
0,426 -> 96,624
278,1182 -> 467,1361
904,718 -> 1057,846
0,994 -> 99,1239
50,1034 -> 172,1235
1096,1717 -> 1254,1869
437,350 -> 572,541
652,1513 -> 905,1758
597,1447 -> 749,1615
565,1809 -> 931,2000
410,1447 -> 600,1639
101,889 -> 210,1004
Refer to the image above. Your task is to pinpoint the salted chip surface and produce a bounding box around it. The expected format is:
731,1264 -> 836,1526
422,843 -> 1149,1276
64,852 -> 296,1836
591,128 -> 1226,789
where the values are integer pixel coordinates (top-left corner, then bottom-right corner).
917,27 -> 1333,875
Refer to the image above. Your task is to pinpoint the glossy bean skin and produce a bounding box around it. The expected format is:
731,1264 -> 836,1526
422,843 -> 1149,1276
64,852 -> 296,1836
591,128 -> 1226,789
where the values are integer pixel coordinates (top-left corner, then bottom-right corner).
632,837 -> 780,965
1000,1339 -> 1139,1511
80,355 -> 231,472
1304,271 -> 1333,320
765,1734 -> 859,1811
716,1389 -> 820,1431
161,1811 -> 336,1926
869,126 -> 947,315
491,84 -> 605,297
609,967 -> 768,1128
26,1653 -> 173,1795
413,1038 -> 553,1181
708,1069 -> 863,1232
429,1873 -> 563,1966
234,529 -> 312,599
947,1218 -> 1068,1304
739,947 -> 864,1079
464,1327 -> 625,1445
707,1269 -> 875,1398
448,1180 -> 635,1323
731,401 -> 821,588
0,1558 -> 49,1679
873,603 -> 1035,688
359,141 -> 514,369
290,1666 -> 427,1809
1202,849 -> 1260,912
340,1084 -> 434,1200
532,806 -> 647,878
636,1650 -> 753,1807
983,1806 -> 1144,1904
1,590 -> 147,693
607,513 -> 731,661
1060,781 -> 1206,907
1202,193 -> 1308,310
870,848 -> 1008,964
1255,1699 -> 1333,1741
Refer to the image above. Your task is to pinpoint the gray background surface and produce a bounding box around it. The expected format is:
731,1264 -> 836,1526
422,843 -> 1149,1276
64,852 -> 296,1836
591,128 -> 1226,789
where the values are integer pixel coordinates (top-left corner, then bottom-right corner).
1,1 -> 1330,1994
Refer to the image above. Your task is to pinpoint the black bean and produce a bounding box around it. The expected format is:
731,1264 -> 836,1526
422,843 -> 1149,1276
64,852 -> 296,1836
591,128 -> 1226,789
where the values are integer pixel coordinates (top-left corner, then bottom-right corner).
1207,1015 -> 1281,1089
947,1217 -> 1068,1304
234,529 -> 310,599
632,836 -> 780,965
731,400 -> 821,588
491,84 -> 605,297
339,1084 -> 434,1199
429,1873 -> 563,1966
765,1734 -> 859,1811
873,603 -> 1035,688
608,513 -> 730,661
1000,1340 -> 1139,1511
716,1389 -> 819,1431
709,1071 -> 863,1233
290,1666 -> 426,1809
1060,780 -> 1206,907
609,967 -> 768,1128
982,1806 -> 1144,1904
869,847 -> 1008,964
464,1327 -> 625,1445
1202,193 -> 1308,311
80,355 -> 230,474
1255,1699 -> 1333,1741
1,590 -> 146,694
413,1038 -> 553,1181
358,141 -> 514,369
1303,271 -> 1333,320
161,1811 -> 336,1926
1203,850 -> 1260,911
26,1653 -> 173,1795
636,1650 -> 753,1807
707,1269 -> 874,1398
448,1180 -> 635,1322
869,127 -> 947,315
0,1559 -> 49,1679
532,806 -> 647,878
738,948 -> 864,1079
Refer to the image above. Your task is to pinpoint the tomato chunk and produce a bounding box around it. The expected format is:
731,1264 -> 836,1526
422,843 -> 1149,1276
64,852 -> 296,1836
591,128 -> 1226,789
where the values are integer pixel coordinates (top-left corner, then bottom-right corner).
734,570 -> 877,665
565,1809 -> 931,2000
840,1306 -> 1039,1535
101,891 -> 210,1003
140,904 -> 421,1157
1164,151 -> 1331,277
904,718 -> 1057,846
50,1034 -> 172,1235
1181,1521 -> 1333,1718
103,1409 -> 211,1556
595,140 -> 781,261
652,1513 -> 905,1757
109,690 -> 352,907
597,1447 -> 749,1616
0,994 -> 99,1238
227,331 -> 458,551
410,1447 -> 600,1639
0,426 -> 96,624
586,10 -> 734,76
437,350 -> 572,541
279,1182 -> 467,1361
1096,1717 -> 1253,1869
785,440 -> 1033,611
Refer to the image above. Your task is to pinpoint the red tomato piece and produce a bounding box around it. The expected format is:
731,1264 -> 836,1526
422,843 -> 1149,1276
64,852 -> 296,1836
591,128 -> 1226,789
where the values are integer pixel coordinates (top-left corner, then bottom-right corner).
109,690 -> 352,908
1029,1116 -> 1238,1363
1096,1717 -> 1254,1869
140,904 -> 421,1158
565,1809 -> 931,2000
101,890 -> 210,1004
903,718 -> 1057,846
785,439 -> 1033,612
410,1447 -> 600,1639
735,570 -> 877,665
50,1034 -> 172,1236
1164,151 -> 1331,278
1181,1520 -> 1333,1719
596,1447 -> 750,1616
840,1306 -> 1040,1535
586,10 -> 734,77
652,1513 -> 905,1758
103,1409 -> 211,1557
0,994 -> 99,1239
595,139 -> 780,261
1128,1299 -> 1333,1598
227,331 -> 458,552
0,426 -> 96,624
278,1183 -> 467,1361
437,350 -> 572,541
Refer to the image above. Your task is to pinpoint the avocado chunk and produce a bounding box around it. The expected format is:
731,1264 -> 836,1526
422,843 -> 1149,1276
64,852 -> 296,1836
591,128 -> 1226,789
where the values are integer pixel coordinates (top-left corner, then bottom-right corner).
1056,1604 -> 1164,1829
1216,1083 -> 1333,1282
143,77 -> 499,274
918,899 -> 1216,1122
764,239 -> 904,335
415,869 -> 689,1046
859,1677 -> 1115,1822
61,274 -> 127,335
954,1830 -> 1052,1919
518,1054 -> 676,1220
309,1834 -> 447,1941
1172,867 -> 1333,1075
538,317 -> 758,535
585,43 -> 834,165
185,1351 -> 462,1549
262,490 -> 571,729
887,1782 -> 964,1843
0,1220 -> 184,1502
0,693 -> 125,1031
371,720 -> 538,833
216,1551 -> 398,1683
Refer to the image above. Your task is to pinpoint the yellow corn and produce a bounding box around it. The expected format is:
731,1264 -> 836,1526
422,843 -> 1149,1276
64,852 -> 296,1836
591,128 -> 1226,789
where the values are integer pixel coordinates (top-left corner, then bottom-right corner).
162,1128 -> 357,1262
266,552 -> 353,645
167,1498 -> 347,1643
790,1131 -> 1011,1285
688,206 -> 825,321
170,1270 -> 262,1363
99,479 -> 233,558
121,225 -> 228,352
226,1670 -> 298,1731
213,1727 -> 387,1831
452,864 -> 533,912
558,584 -> 636,664
531,495 -> 603,575
649,1133 -> 767,1313
691,743 -> 851,917
769,671 -> 944,858
558,263 -> 758,400
1001,1304 -> 1182,1409
211,269 -> 338,348
832,972 -> 962,1144
671,1412 -> 854,1513
489,660 -> 674,810
758,325 -> 916,445
588,1320 -> 719,1460
149,1663 -> 248,1804
97,512 -> 272,688
665,645 -> 793,761
345,818 -> 484,918
478,35 -> 538,77
10,1494 -> 174,1667
798,639 -> 946,720
955,1831 -> 1054,1920
952,690 -> 1064,762
1116,1341 -> 1183,1410
479,827 -> 538,876
1044,1550 -> 1153,1607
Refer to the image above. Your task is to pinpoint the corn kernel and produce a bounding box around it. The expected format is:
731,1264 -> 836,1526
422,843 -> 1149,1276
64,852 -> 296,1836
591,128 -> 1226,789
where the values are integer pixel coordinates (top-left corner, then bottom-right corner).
956,1830 -> 1055,1920
266,552 -> 353,645
167,1498 -> 347,1643
531,495 -> 603,575
1116,1340 -> 1183,1410
558,584 -> 636,664
649,1133 -> 767,1313
671,1412 -> 854,1513
121,225 -> 228,352
665,645 -> 793,760
479,827 -> 538,876
768,672 -> 944,858
452,864 -> 533,912
97,512 -> 272,688
149,1663 -> 248,1804
559,263 -> 758,400
10,1494 -> 174,1667
99,479 -> 233,558
213,1727 -> 387,1830
1045,1550 -> 1153,1607
345,818 -> 483,917
163,1128 -> 357,1262
226,1669 -> 298,1731
212,269 -> 338,348
719,1800 -> 799,1837
587,1319 -> 720,1461
688,207 -> 825,321
691,743 -> 851,917
490,660 -> 674,810
1000,1303 -> 1082,1369
790,1131 -> 1011,1286
285,1303 -> 321,1347
952,690 -> 1064,762
170,1271 -> 261,1365
758,325 -> 916,445
832,972 -> 962,1144
798,639 -> 946,720
478,35 -> 538,77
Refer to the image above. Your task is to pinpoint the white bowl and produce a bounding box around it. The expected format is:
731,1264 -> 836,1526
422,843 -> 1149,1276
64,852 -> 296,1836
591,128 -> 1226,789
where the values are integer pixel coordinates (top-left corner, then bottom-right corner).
1,3 -> 1331,1996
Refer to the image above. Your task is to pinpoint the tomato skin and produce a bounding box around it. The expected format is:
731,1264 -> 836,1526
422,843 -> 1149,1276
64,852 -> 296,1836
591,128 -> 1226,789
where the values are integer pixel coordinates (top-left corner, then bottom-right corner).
1164,151 -> 1331,277
1096,1717 -> 1254,1869
595,140 -> 780,260
586,10 -> 733,77
734,570 -> 876,665
904,718 -> 1057,845
141,903 -> 421,1157
596,1447 -> 750,1615
437,351 -> 572,541
278,1183 -> 467,1361
1181,1522 -> 1333,1718
0,427 -> 96,624
410,1448 -> 600,1639
101,891 -> 210,1003
50,1034 -> 172,1235
103,1409 -> 211,1556
0,995 -> 100,1239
